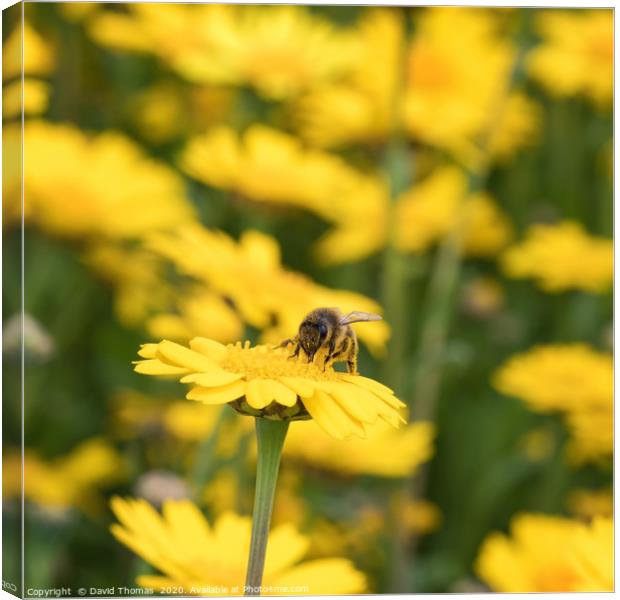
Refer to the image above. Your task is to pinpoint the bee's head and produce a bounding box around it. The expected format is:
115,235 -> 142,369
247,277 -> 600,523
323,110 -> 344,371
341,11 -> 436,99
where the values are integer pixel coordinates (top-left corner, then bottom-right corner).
298,319 -> 329,363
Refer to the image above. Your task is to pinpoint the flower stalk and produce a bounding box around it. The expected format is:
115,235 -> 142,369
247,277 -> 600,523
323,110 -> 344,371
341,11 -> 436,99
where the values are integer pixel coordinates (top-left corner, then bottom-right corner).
244,418 -> 290,596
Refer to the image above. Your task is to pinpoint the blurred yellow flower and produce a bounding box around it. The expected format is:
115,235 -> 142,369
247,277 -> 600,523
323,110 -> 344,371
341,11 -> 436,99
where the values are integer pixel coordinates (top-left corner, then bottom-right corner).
501,221 -> 613,293
147,287 -> 244,345
295,8 -> 402,148
4,438 -> 124,513
493,344 -> 612,414
179,124 -> 361,219
83,243 -> 173,329
111,498 -> 367,594
147,225 -> 390,355
403,8 -> 538,165
3,21 -> 55,119
128,83 -> 235,145
296,8 -> 539,166
58,2 -> 98,22
461,276 -> 505,319
19,121 -> 195,240
315,166 -> 512,266
283,419 -> 433,477
567,488 -> 613,521
398,497 -> 442,537
3,20 -> 55,80
570,516 -> 613,591
475,513 -> 613,592
3,124 -> 22,226
84,243 -> 244,343
312,175 -> 389,266
396,167 -> 513,255
3,78 -> 50,119
202,469 -> 241,516
88,4 -> 356,100
493,344 -> 612,462
134,337 -> 406,440
527,10 -> 613,108
565,406 -> 613,465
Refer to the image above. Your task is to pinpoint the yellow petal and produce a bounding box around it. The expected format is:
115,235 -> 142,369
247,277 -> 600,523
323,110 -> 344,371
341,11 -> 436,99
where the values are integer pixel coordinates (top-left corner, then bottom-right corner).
279,376 -> 315,398
189,337 -> 228,362
246,379 -> 272,409
138,343 -> 158,359
180,371 -> 243,387
270,558 -> 366,595
304,390 -> 364,440
264,379 -> 297,407
133,359 -> 191,376
186,380 -> 246,405
263,523 -> 309,579
323,381 -> 380,424
339,374 -> 405,409
157,340 -> 220,372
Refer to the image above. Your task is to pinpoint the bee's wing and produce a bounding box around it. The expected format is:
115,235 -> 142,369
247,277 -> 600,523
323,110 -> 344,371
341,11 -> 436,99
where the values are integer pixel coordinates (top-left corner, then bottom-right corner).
339,311 -> 382,325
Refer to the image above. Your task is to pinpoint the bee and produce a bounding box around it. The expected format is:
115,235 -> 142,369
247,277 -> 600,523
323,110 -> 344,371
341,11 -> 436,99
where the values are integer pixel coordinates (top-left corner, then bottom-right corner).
276,307 -> 382,374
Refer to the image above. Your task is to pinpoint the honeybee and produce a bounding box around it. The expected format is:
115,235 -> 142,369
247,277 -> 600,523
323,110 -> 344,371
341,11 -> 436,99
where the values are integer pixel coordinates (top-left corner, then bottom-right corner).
277,307 -> 382,374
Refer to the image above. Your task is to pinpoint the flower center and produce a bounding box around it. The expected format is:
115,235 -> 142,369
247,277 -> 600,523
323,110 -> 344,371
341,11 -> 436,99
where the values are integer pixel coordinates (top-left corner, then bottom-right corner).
221,341 -> 339,381
534,566 -> 579,592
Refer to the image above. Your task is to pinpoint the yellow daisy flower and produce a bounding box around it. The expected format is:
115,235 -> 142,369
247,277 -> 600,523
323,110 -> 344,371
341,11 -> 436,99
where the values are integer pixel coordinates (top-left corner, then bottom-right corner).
3,21 -> 55,120
492,344 -> 612,415
283,419 -> 433,477
134,337 -> 406,441
500,221 -> 613,293
527,10 -> 613,108
475,513 -> 613,592
179,124 -> 361,219
295,8 -> 402,148
17,121 -> 195,241
492,344 -> 612,463
3,20 -> 55,80
402,8 -> 538,165
314,166 -> 512,266
88,4 -> 357,101
4,439 -> 124,514
110,498 -> 367,595
395,166 -> 513,255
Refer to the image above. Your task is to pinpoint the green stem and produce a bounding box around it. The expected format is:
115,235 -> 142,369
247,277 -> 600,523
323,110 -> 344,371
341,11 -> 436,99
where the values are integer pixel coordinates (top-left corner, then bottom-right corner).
244,418 -> 289,596
381,137 -> 414,395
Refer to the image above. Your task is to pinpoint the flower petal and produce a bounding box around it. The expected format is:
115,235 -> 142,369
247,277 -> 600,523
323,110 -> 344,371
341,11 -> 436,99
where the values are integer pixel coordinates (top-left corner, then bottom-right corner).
189,337 -> 228,362
138,343 -> 159,359
134,359 -> 192,376
180,371 -> 244,387
322,381 -> 380,424
246,379 -> 272,409
264,379 -> 297,407
157,340 -> 220,372
270,558 -> 366,595
279,376 -> 315,398
303,390 -> 365,440
339,373 -> 406,409
186,380 -> 246,405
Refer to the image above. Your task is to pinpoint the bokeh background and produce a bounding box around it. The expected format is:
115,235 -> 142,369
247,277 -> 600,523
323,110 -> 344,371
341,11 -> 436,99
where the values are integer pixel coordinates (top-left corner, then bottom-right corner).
2,3 -> 613,595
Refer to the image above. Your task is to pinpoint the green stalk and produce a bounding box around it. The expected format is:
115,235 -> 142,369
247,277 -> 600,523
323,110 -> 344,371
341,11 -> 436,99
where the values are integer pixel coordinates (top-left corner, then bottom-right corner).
244,418 -> 289,596
381,137 -> 414,395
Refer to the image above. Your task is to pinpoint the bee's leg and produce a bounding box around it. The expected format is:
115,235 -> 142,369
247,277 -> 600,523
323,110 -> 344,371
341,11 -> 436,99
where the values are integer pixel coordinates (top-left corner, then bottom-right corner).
345,335 -> 359,375
323,335 -> 337,371
273,337 -> 294,349
291,344 -> 301,360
